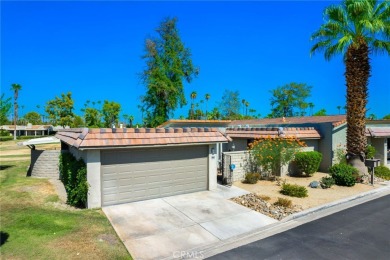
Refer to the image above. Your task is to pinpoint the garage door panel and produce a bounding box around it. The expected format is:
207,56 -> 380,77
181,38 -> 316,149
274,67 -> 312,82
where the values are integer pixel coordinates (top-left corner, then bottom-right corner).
101,146 -> 208,206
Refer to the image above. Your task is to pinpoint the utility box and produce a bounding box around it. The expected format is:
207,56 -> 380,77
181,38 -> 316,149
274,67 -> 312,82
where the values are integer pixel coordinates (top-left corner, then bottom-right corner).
365,159 -> 381,168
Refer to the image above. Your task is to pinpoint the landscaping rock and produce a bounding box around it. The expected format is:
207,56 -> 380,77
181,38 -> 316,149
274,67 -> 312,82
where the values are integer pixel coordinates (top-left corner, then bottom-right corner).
231,193 -> 303,221
309,181 -> 320,188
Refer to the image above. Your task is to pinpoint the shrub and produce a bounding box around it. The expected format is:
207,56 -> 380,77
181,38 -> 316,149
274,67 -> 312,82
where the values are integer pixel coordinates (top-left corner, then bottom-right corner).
258,195 -> 271,201
0,130 -> 10,136
333,144 -> 347,164
0,136 -> 13,141
274,197 -> 292,208
365,145 -> 376,159
329,164 -> 357,187
320,176 -> 335,189
249,136 -> 306,175
374,166 -> 390,180
59,152 -> 88,208
280,183 -> 308,198
294,151 -> 322,176
243,173 -> 260,184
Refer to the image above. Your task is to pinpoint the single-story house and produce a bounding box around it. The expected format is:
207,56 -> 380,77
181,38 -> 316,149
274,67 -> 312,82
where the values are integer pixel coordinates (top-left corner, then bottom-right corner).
159,116 -> 390,175
56,127 -> 229,208
1,123 -> 53,137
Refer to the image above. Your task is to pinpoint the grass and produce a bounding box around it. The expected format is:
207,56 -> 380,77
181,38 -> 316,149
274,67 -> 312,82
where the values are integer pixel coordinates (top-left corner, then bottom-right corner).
0,147 -> 131,259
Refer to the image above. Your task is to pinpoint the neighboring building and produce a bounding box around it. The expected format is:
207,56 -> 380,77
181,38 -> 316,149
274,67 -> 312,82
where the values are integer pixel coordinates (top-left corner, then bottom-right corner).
56,127 -> 229,208
1,123 -> 53,137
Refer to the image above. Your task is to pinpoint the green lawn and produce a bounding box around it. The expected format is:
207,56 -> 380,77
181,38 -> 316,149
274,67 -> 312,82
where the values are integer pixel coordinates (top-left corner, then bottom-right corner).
0,158 -> 131,259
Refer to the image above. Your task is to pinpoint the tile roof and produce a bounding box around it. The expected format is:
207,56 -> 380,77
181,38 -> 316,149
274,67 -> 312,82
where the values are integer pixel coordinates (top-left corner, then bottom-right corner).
366,127 -> 390,138
55,127 -> 230,149
158,119 -> 232,128
229,115 -> 347,128
226,127 -> 321,139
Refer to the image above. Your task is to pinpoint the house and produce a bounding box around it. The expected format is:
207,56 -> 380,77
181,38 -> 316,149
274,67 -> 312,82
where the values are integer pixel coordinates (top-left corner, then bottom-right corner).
55,127 -> 229,208
1,123 -> 53,137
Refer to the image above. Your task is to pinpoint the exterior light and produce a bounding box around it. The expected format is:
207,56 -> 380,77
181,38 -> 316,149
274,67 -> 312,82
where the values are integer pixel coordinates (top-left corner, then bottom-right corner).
211,148 -> 215,154
232,143 -> 235,151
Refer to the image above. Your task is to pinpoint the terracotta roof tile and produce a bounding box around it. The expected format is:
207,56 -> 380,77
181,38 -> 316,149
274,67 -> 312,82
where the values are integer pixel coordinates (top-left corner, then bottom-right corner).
55,127 -> 229,149
226,127 -> 321,139
367,127 -> 390,138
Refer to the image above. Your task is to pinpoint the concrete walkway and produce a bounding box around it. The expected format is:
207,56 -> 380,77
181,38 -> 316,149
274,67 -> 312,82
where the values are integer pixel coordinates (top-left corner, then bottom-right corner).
103,185 -> 276,260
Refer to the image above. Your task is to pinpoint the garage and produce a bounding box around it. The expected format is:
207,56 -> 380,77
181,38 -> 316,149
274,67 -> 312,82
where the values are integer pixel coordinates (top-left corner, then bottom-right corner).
56,127 -> 229,208
101,145 -> 208,206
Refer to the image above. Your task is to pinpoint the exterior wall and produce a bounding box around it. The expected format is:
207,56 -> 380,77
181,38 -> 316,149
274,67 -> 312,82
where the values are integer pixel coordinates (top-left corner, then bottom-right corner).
208,144 -> 218,190
30,150 -> 61,178
228,138 -> 248,152
86,150 -> 101,209
370,138 -> 387,166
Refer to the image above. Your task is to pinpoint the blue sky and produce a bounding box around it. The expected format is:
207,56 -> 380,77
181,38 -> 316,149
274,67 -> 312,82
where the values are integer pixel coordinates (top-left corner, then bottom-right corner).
1,0 -> 389,123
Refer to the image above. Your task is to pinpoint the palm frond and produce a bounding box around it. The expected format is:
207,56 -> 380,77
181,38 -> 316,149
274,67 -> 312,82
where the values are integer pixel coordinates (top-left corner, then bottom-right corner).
371,39 -> 390,54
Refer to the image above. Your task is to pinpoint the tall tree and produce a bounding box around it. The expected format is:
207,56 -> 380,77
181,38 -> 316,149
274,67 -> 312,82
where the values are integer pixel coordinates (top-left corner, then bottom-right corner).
10,83 -> 22,140
337,105 -> 342,115
141,17 -> 199,127
0,93 -> 12,126
102,100 -> 121,127
45,92 -> 74,127
24,111 -> 42,125
219,90 -> 241,119
190,91 -> 197,119
85,107 -> 101,128
205,93 -> 210,117
245,101 -> 250,116
308,102 -> 315,116
311,0 -> 390,175
269,82 -> 312,118
313,108 -> 327,116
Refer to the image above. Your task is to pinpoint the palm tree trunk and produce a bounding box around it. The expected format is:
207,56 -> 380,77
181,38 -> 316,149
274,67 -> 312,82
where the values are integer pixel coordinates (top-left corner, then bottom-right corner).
345,42 -> 370,176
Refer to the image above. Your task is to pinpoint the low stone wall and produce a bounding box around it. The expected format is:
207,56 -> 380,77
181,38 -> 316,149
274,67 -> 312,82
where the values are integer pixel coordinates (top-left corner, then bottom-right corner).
223,151 -> 250,182
30,150 -> 61,178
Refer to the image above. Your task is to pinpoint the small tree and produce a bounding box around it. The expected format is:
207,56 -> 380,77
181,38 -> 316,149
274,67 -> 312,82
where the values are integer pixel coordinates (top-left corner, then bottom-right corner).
219,89 -> 241,119
0,93 -> 12,126
85,107 -> 101,128
24,111 -> 42,125
45,92 -> 74,127
249,136 -> 306,177
102,100 -> 121,127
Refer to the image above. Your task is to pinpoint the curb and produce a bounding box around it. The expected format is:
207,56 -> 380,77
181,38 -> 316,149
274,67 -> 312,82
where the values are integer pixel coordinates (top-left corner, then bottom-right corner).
200,183 -> 390,259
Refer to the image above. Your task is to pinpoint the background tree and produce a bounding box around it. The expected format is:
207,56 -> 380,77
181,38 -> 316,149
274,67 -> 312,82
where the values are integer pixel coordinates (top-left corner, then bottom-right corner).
10,83 -> 22,140
313,108 -> 327,116
245,101 -> 250,116
122,114 -> 134,127
367,113 -> 377,120
24,111 -> 42,125
337,105 -> 342,115
383,114 -> 390,120
269,82 -> 312,118
311,0 -> 390,175
207,107 -> 221,120
45,92 -> 74,127
85,107 -> 101,128
218,89 -> 241,119
0,93 -> 12,126
72,115 -> 84,128
102,100 -> 121,127
308,102 -> 315,116
190,91 -> 197,119
141,17 -> 199,127
205,93 -> 210,117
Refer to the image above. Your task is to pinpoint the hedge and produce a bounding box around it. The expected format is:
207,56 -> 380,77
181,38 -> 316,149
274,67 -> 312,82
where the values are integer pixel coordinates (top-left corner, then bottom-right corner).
59,152 -> 88,208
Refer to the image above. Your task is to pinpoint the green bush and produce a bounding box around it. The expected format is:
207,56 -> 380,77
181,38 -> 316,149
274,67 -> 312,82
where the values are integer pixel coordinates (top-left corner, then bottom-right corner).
273,197 -> 292,208
365,145 -> 376,159
59,152 -> 88,208
0,130 -> 10,136
280,183 -> 308,198
0,136 -> 13,141
374,166 -> 390,180
294,151 -> 322,176
243,173 -> 260,184
320,176 -> 335,189
329,164 -> 357,187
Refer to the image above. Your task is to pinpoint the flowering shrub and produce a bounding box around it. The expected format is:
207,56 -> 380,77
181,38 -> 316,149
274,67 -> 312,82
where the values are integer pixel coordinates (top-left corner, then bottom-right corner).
249,136 -> 306,176
333,143 -> 347,164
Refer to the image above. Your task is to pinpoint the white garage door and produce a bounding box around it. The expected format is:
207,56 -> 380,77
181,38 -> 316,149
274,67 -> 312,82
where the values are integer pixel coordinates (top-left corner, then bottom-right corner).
101,145 -> 208,206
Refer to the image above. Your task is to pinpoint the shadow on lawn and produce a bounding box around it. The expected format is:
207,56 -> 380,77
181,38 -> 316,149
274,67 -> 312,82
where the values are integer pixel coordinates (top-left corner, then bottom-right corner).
0,231 -> 9,246
0,165 -> 14,171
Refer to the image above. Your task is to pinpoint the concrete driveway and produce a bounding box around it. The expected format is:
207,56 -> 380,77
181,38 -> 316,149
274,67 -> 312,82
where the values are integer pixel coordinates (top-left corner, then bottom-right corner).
103,186 -> 276,260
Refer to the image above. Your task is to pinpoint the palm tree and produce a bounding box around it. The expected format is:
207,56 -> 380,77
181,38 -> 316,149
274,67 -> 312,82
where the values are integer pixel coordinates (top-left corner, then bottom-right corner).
128,115 -> 134,128
311,0 -> 390,175
190,91 -> 197,119
308,102 -> 314,116
337,105 -> 342,115
241,99 -> 246,115
245,101 -> 249,116
205,93 -> 210,118
10,83 -> 22,140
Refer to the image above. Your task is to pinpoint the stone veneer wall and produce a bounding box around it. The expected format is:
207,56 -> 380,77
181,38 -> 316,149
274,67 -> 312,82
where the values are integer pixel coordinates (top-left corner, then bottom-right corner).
223,151 -> 250,182
30,150 -> 61,178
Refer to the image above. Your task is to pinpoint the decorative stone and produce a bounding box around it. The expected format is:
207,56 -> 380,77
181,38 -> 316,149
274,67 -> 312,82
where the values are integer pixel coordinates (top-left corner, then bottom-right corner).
309,181 -> 320,188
